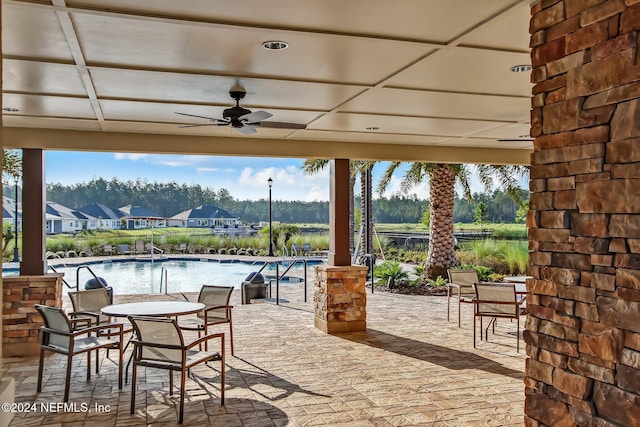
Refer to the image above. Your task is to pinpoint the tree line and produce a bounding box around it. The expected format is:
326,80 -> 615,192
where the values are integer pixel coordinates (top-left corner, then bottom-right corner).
45,178 -> 527,224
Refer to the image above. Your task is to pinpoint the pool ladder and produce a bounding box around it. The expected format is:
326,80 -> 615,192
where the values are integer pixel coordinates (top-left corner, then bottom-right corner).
159,267 -> 169,294
252,258 -> 309,305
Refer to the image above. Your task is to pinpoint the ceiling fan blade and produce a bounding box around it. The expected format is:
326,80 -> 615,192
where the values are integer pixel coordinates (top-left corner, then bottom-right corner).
236,124 -> 257,135
239,110 -> 273,123
178,123 -> 221,128
175,112 -> 226,122
255,121 -> 307,130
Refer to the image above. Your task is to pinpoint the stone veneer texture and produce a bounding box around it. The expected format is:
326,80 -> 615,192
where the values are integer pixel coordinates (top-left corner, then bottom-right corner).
526,1 -> 640,426
2,274 -> 63,357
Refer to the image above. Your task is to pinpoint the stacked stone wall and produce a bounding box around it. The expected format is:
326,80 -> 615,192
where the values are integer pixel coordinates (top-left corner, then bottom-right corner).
526,1 -> 640,426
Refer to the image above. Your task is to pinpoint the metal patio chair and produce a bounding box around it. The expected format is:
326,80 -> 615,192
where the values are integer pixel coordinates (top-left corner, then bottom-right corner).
180,285 -> 234,355
68,288 -> 132,355
35,304 -> 124,402
128,316 -> 225,424
473,283 -> 525,352
446,269 -> 479,327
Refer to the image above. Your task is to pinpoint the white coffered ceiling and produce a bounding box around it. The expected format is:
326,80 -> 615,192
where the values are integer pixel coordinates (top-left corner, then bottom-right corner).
1,0 -> 534,164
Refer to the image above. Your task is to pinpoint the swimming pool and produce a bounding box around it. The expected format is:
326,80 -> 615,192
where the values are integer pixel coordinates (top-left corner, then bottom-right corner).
8,258 -> 322,295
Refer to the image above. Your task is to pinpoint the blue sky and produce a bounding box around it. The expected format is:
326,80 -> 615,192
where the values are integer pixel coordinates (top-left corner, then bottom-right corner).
45,151 -> 513,202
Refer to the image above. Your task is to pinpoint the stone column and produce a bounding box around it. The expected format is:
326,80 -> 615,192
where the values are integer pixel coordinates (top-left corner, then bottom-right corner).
526,2 -> 640,426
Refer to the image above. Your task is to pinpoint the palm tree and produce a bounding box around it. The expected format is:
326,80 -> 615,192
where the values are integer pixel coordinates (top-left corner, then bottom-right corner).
378,162 -> 528,280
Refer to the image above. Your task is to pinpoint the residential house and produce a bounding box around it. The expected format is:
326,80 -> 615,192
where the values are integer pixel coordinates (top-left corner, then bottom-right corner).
45,201 -> 88,234
77,203 -> 123,231
2,196 -> 20,232
119,205 -> 167,229
169,205 -> 239,229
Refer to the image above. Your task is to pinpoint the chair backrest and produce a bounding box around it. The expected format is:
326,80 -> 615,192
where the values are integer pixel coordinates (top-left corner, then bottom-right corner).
134,240 -> 145,251
291,244 -> 301,255
302,243 -> 312,252
474,283 -> 518,317
448,269 -> 479,295
119,244 -> 130,252
104,244 -> 113,252
35,304 -> 72,349
129,316 -> 184,364
68,288 -> 113,323
197,285 -> 233,321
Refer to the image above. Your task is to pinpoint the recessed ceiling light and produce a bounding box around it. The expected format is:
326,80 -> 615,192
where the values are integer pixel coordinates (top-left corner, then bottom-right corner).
366,127 -> 379,131
2,108 -> 19,112
510,64 -> 532,73
262,40 -> 288,50
518,134 -> 531,139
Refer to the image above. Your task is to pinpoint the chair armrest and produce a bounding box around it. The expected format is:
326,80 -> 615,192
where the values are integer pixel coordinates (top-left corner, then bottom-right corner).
70,317 -> 94,329
203,305 -> 233,313
72,322 -> 124,337
186,332 -> 224,351
131,339 -> 185,351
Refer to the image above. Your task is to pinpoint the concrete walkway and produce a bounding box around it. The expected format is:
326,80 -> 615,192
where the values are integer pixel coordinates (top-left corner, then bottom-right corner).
4,284 -> 526,426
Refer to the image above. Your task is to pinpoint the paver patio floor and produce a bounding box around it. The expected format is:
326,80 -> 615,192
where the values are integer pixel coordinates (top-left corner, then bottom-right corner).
4,283 -> 525,426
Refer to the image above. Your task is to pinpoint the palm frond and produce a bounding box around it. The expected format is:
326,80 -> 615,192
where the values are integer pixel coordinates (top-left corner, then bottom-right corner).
377,162 -> 403,196
301,159 -> 330,175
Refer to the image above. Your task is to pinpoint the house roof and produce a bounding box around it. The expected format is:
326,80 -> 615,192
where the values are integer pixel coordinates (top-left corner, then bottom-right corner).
46,201 -> 88,220
171,205 -> 235,220
119,205 -> 163,218
77,203 -> 124,220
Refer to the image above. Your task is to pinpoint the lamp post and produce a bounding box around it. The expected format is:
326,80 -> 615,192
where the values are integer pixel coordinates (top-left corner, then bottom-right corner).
12,179 -> 20,263
268,177 -> 274,256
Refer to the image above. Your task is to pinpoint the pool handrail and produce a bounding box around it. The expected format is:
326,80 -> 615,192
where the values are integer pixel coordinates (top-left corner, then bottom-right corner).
76,265 -> 109,292
253,259 -> 309,305
47,265 -> 74,289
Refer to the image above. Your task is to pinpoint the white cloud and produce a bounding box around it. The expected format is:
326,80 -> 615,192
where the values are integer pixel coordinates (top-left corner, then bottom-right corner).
196,167 -> 221,173
113,153 -> 148,161
238,165 -> 330,200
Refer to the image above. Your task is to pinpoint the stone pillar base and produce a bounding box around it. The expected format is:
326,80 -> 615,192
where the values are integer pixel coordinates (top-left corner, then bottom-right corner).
314,265 -> 367,334
2,274 -> 63,357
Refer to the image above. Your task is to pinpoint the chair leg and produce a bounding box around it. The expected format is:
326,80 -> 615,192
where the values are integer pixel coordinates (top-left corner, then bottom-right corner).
118,342 -> 123,390
473,314 -> 477,348
64,353 -> 73,402
517,316 -> 520,353
229,321 -> 234,357
37,348 -> 45,392
457,297 -> 462,328
446,290 -> 451,322
179,369 -> 187,424
87,351 -> 92,381
95,349 -> 100,374
221,339 -> 225,405
203,326 -> 208,351
130,363 -> 138,415
169,369 -> 174,396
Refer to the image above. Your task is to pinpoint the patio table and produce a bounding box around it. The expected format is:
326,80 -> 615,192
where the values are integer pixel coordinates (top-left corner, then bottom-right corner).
102,301 -> 205,318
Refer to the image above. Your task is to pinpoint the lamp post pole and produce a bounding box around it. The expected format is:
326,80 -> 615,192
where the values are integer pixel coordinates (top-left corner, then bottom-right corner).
268,177 -> 274,256
12,179 -> 20,263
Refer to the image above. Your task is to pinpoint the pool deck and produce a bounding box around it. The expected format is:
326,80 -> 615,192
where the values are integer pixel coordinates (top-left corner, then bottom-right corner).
3,261 -> 526,426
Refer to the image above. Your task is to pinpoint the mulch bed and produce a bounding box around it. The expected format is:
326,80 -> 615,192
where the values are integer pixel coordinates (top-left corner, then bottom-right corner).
372,283 -> 449,296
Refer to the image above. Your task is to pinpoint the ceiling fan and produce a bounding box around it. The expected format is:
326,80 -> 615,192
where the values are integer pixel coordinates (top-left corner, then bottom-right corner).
176,86 -> 306,135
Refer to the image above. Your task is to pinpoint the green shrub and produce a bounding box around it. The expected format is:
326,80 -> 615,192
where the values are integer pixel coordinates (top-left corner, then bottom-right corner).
374,261 -> 409,287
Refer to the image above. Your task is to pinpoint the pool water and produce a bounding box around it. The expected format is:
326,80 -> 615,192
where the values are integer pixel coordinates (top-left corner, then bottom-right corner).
46,259 -> 318,295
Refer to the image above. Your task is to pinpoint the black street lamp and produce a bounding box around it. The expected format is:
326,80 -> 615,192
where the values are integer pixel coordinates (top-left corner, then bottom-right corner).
12,179 -> 20,263
268,177 -> 274,256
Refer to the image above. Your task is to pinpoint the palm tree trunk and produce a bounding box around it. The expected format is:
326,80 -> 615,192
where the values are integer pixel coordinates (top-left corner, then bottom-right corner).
425,165 -> 457,280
